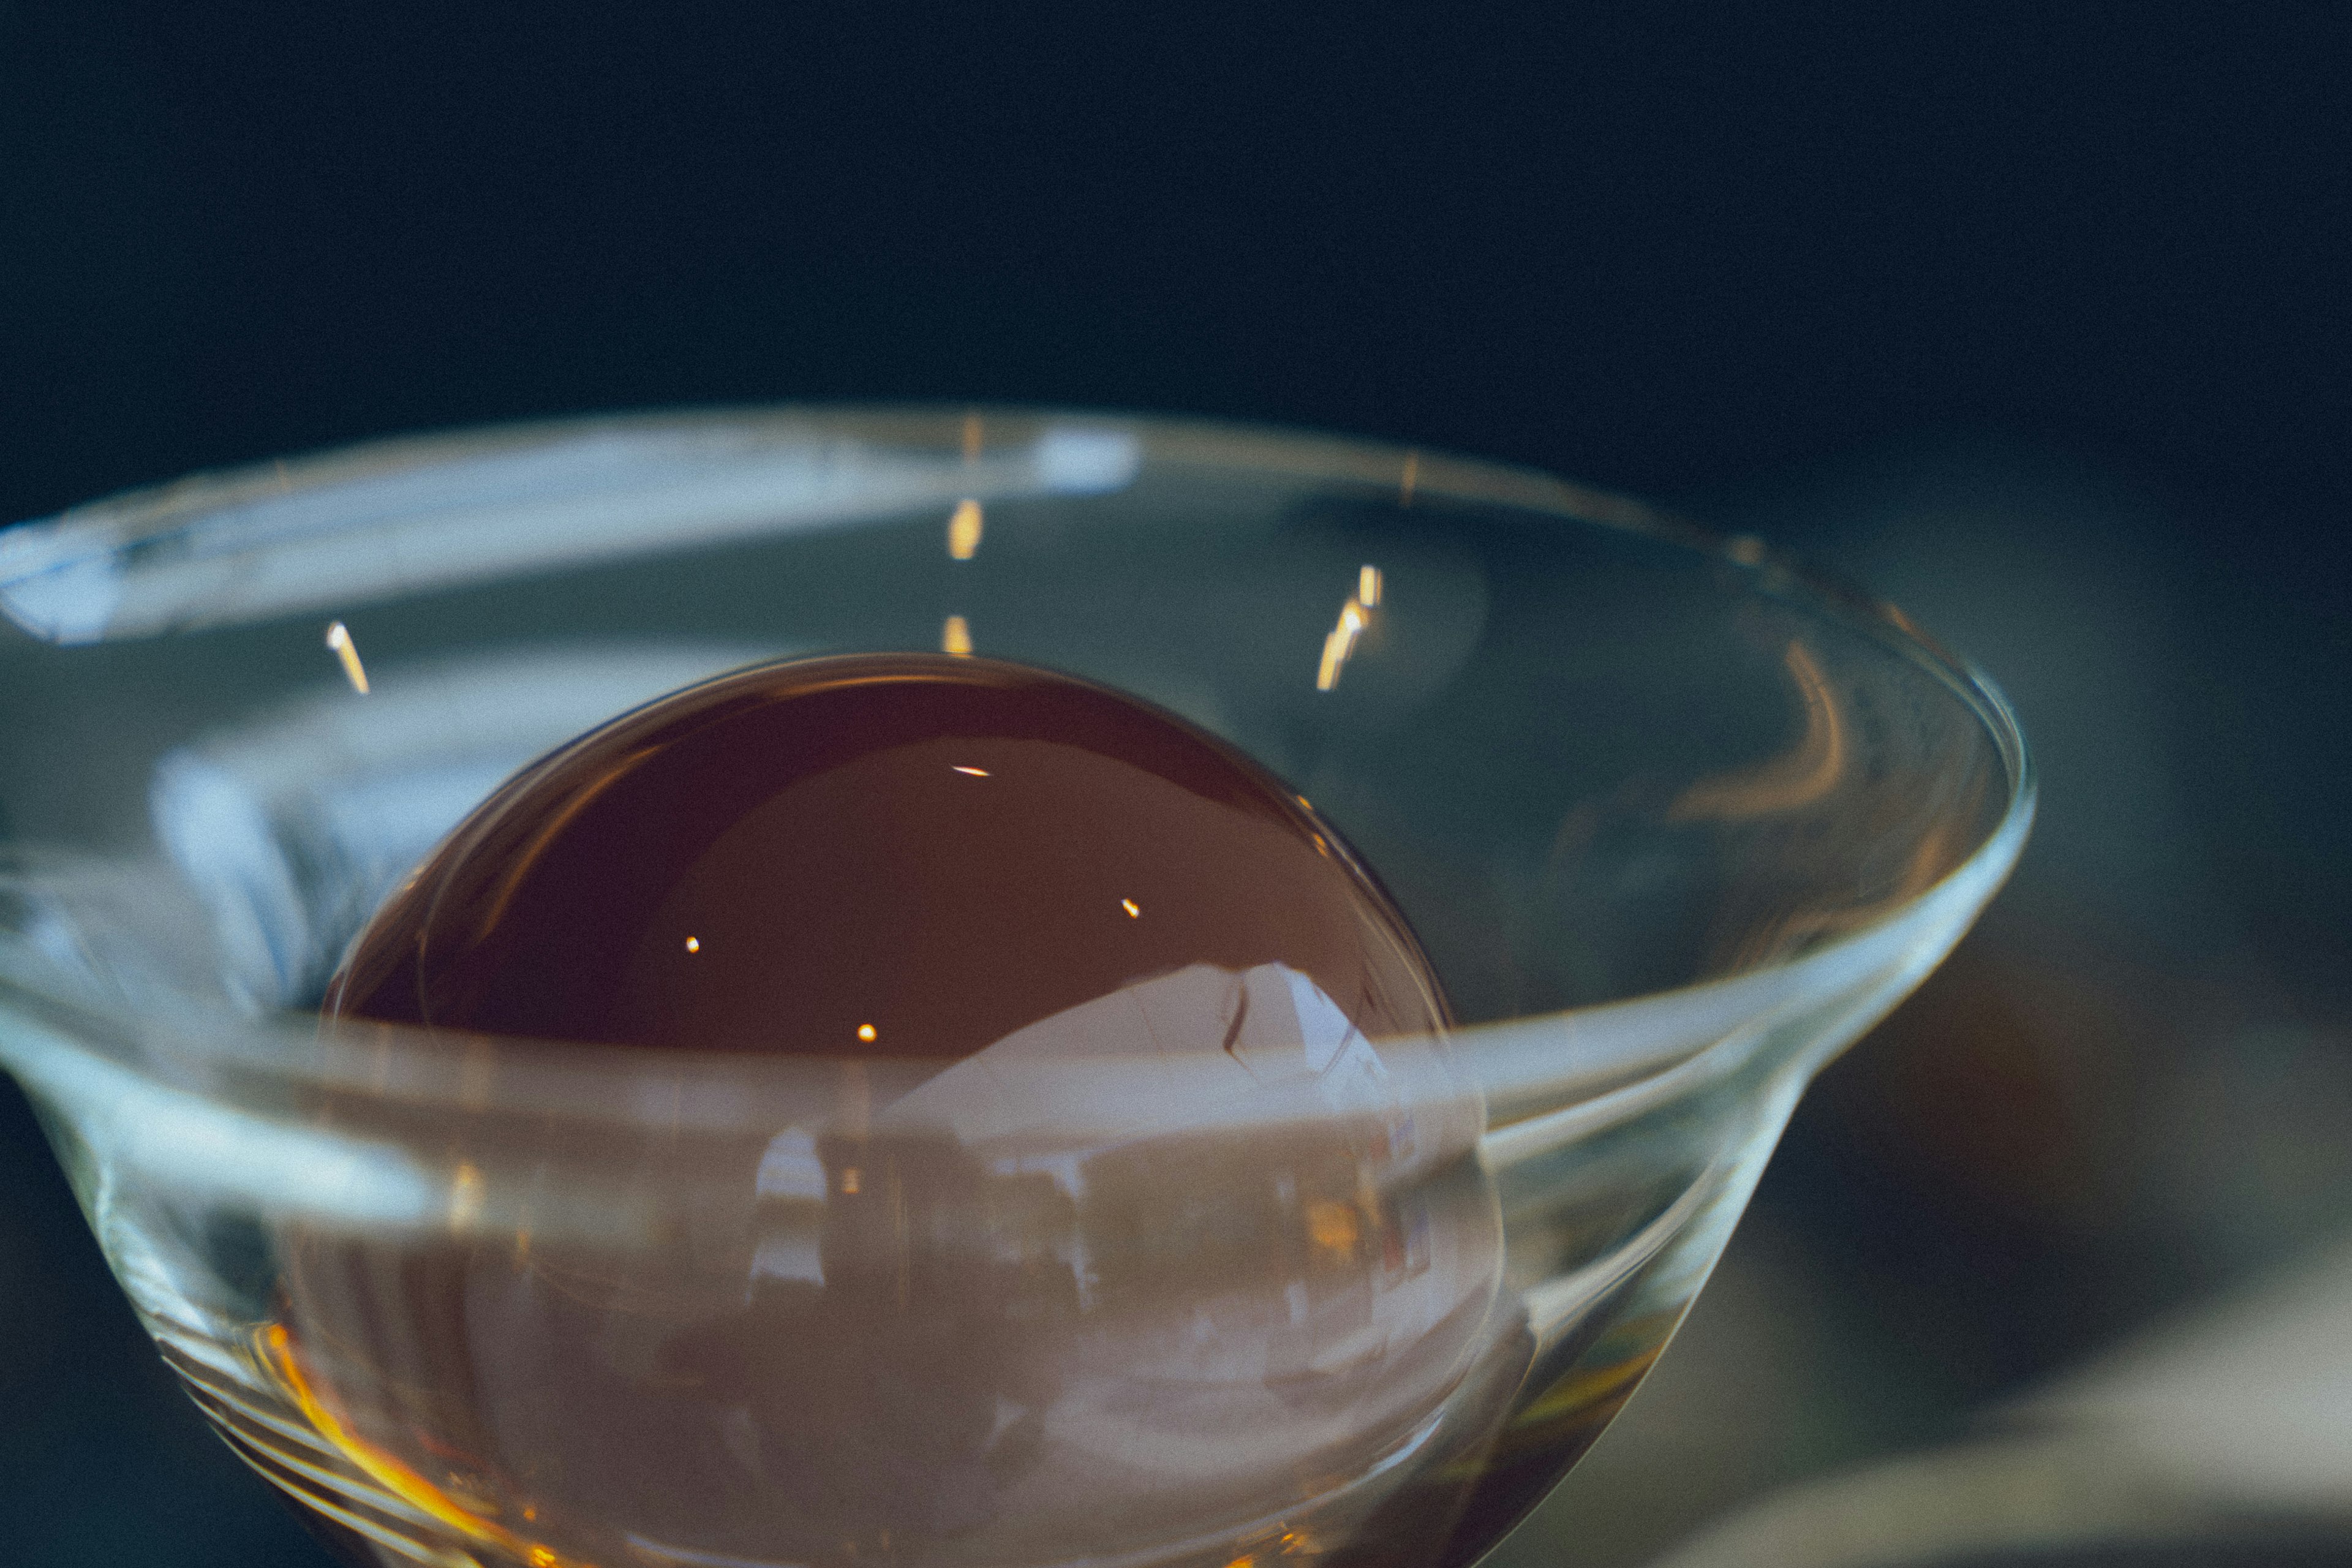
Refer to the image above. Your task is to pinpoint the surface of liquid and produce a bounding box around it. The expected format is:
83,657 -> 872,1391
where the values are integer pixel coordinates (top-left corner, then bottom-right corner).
330,652 -> 1447,1057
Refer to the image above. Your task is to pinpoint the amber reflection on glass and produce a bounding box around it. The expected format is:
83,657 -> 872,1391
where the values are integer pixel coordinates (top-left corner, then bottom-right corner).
1668,640 -> 1846,820
265,1324 -> 591,1568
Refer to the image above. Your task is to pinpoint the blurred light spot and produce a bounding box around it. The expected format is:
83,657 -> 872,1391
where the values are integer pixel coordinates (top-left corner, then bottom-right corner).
684,935 -> 700,953
842,1166 -> 863,1194
448,1161 -> 483,1230
952,765 -> 990,777
1121,899 -> 1141,918
1306,1198 -> 1360,1253
1400,450 -> 1419,507
325,620 -> 370,693
949,498 -> 984,560
1358,565 -> 1382,606
858,1022 -> 877,1042
962,412 -> 983,462
943,614 -> 973,656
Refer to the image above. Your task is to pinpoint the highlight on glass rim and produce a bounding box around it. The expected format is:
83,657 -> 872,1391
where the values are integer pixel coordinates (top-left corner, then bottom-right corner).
0,407 -> 2029,1568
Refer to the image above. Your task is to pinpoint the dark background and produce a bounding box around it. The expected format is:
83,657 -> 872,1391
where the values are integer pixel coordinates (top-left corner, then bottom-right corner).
2,3 -> 2348,1564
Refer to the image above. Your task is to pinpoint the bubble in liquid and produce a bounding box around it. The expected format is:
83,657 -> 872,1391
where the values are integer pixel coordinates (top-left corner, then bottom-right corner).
298,655 -> 1507,1568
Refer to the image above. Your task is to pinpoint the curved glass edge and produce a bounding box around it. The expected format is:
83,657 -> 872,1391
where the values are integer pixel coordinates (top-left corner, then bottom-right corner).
0,405 -> 2034,1115
0,728 -> 2030,1187
0,403 -> 2037,905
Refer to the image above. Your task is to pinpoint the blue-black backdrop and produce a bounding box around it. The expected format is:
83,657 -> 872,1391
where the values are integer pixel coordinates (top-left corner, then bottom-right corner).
1,4 -> 2346,1564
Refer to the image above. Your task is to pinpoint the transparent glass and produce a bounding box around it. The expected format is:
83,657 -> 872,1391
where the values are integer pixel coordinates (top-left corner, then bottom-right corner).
0,409 -> 2029,1568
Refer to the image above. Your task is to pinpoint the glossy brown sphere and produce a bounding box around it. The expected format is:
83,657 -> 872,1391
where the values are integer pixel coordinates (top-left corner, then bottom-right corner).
328,654 -> 1447,1057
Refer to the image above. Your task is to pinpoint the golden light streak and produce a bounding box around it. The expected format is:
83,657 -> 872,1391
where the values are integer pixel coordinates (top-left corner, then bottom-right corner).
948,498 -> 984,560
951,765 -> 990,777
1121,899 -> 1140,918
1357,565 -> 1382,606
857,1023 -> 877,1042
942,615 -> 973,656
324,620 -> 369,693
263,1325 -> 593,1568
1316,594 -> 1373,691
1316,630 -> 1346,691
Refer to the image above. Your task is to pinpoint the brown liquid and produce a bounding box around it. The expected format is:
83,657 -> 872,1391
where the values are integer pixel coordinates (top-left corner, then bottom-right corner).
330,653 -> 1446,1057
271,625 -> 1678,1568
289,655 -> 1527,1568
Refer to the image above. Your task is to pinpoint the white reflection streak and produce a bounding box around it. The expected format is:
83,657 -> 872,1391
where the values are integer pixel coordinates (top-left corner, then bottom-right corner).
0,1016 -> 436,1229
0,425 -> 1144,644
875,962 -> 1480,1166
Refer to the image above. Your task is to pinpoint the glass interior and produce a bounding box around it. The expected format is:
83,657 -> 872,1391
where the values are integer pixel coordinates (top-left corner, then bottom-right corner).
0,409 -> 2029,1568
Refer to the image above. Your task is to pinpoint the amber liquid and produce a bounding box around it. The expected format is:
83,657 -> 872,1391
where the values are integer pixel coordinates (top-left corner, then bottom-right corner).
331,652 -> 1447,1056
290,655 -> 1597,1568
268,1297 -> 1675,1568
1330,1295 -> 1681,1568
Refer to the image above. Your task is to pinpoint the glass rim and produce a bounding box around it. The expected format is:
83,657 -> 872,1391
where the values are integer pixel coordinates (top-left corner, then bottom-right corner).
0,403 -> 2035,1101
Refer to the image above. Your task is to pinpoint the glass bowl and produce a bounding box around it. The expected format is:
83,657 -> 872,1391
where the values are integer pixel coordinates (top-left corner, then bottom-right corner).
0,408 -> 2029,1568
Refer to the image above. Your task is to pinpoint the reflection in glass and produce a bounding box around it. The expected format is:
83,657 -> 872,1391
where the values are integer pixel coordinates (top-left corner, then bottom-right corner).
0,408 -> 2029,1568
